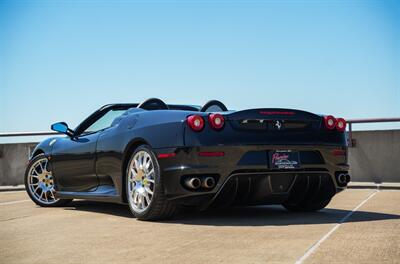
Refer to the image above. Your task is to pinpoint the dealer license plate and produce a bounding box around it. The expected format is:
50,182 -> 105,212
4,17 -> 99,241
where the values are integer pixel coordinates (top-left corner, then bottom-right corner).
271,150 -> 300,169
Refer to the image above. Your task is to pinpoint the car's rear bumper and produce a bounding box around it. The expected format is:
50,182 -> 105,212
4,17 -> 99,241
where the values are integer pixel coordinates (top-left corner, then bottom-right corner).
155,145 -> 349,207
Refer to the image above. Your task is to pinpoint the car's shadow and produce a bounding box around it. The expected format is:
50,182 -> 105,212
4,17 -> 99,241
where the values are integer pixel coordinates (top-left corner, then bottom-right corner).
64,200 -> 400,227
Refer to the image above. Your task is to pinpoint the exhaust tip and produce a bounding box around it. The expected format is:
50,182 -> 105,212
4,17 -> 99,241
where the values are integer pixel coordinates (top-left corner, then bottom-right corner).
345,174 -> 351,183
184,177 -> 201,189
337,174 -> 347,184
202,177 -> 216,189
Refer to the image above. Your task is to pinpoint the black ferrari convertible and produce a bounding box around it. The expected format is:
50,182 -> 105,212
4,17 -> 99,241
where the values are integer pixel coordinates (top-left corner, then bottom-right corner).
25,98 -> 350,220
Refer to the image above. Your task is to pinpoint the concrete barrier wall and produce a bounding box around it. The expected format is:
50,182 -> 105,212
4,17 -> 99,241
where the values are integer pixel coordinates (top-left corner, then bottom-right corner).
0,130 -> 399,186
349,130 -> 400,183
0,143 -> 38,186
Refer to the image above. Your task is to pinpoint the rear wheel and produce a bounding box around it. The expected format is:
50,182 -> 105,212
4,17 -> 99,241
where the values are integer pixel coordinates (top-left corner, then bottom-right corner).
25,154 -> 72,207
126,145 -> 178,220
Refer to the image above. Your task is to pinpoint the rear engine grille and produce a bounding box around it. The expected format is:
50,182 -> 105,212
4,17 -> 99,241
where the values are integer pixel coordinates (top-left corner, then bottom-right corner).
231,119 -> 314,131
280,121 -> 309,130
236,119 -> 267,130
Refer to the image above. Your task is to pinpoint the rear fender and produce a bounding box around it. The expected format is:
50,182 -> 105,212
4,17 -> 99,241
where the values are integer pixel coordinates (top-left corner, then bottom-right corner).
125,110 -> 191,149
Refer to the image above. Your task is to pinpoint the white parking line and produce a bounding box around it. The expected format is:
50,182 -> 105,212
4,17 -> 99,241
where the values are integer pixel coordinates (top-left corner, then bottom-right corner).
0,200 -> 30,206
0,191 -> 26,194
295,190 -> 378,264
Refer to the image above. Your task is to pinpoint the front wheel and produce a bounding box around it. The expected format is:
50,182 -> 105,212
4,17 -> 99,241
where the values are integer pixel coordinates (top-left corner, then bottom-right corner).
126,145 -> 178,220
25,154 -> 72,207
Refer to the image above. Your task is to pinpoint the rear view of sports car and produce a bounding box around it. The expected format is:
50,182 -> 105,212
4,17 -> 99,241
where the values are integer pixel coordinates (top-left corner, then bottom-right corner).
25,98 -> 350,220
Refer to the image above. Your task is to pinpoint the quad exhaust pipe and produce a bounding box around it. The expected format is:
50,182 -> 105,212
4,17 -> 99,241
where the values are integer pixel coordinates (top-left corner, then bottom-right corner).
337,173 -> 351,185
184,176 -> 216,190
184,177 -> 201,189
202,177 -> 216,189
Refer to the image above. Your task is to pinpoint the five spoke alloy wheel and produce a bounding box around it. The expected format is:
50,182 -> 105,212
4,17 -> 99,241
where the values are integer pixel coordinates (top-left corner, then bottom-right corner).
25,154 -> 72,207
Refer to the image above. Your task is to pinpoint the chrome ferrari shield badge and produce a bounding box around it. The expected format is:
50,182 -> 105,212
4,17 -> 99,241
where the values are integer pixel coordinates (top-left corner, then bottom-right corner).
275,120 -> 282,130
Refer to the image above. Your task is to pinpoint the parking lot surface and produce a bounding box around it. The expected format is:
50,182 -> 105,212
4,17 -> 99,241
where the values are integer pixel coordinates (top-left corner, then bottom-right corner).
1,189 -> 399,264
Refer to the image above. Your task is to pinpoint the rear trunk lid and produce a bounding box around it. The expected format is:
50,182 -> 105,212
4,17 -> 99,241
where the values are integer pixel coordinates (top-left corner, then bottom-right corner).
227,108 -> 322,132
184,108 -> 346,147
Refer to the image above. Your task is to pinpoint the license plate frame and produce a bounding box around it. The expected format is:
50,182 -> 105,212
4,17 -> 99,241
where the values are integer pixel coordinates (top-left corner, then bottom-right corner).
270,150 -> 300,169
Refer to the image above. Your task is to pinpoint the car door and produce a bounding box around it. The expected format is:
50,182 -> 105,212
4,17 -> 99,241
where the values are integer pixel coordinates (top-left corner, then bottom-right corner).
50,132 -> 100,192
50,107 -> 128,192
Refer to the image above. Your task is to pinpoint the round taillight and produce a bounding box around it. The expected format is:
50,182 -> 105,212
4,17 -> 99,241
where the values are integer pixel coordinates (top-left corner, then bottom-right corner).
336,118 -> 346,132
208,113 -> 225,130
187,115 -> 204,131
324,115 -> 336,130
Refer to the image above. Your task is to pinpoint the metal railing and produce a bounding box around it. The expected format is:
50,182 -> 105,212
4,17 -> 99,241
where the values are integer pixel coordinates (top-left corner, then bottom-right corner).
347,117 -> 400,147
0,131 -> 60,137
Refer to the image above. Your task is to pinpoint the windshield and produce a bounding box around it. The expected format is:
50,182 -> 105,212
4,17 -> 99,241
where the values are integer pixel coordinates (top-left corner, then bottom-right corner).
83,109 -> 126,134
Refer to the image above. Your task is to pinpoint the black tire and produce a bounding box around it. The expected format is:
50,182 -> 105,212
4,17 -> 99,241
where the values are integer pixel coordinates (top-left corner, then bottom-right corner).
282,198 -> 331,212
125,145 -> 179,220
25,154 -> 72,207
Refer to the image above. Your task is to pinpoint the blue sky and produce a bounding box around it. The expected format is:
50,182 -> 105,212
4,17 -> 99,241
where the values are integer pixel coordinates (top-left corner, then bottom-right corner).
0,0 -> 399,142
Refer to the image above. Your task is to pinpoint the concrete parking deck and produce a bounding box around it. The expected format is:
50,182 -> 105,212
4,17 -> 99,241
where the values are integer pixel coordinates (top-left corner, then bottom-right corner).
1,189 -> 399,264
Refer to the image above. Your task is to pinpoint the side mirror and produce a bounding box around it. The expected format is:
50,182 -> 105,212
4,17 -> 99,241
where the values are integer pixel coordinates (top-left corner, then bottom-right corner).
51,122 -> 74,137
